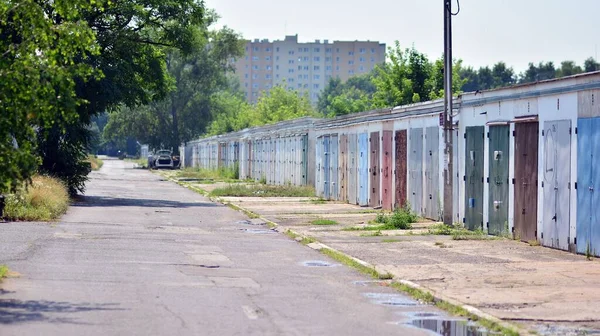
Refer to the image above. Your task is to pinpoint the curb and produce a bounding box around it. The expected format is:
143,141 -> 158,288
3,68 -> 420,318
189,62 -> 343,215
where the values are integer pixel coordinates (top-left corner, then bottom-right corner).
163,174 -> 528,335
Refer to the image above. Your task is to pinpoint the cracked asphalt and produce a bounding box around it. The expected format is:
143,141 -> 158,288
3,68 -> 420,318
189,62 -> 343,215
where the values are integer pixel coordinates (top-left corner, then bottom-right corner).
0,159 -> 449,336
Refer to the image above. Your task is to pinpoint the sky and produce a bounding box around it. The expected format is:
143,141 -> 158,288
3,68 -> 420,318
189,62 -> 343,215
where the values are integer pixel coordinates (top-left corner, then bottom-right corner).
205,0 -> 600,73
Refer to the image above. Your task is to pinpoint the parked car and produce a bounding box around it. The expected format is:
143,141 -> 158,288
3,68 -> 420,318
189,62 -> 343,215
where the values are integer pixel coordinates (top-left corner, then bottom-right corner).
148,149 -> 181,169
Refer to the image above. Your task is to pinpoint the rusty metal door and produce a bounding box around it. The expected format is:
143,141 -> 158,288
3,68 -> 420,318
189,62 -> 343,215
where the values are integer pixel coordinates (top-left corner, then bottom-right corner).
488,125 -> 510,236
465,126 -> 485,231
409,128 -> 423,216
542,120 -> 571,251
348,134 -> 358,204
514,122 -> 539,242
425,127 -> 440,220
382,131 -> 393,210
339,134 -> 348,202
395,130 -> 408,209
370,131 -> 381,207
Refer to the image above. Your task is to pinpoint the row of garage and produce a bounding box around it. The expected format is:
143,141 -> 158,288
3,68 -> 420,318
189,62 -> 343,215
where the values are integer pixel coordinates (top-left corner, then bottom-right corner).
180,72 -> 600,256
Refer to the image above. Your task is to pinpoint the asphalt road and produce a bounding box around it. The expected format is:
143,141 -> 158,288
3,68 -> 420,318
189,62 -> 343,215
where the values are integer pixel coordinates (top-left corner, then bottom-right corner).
0,160 -> 455,336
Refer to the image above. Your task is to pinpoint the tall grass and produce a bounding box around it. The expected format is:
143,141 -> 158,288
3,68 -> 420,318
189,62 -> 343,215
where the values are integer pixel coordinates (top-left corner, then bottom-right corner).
87,155 -> 104,171
210,184 -> 315,197
3,175 -> 70,221
178,165 -> 239,181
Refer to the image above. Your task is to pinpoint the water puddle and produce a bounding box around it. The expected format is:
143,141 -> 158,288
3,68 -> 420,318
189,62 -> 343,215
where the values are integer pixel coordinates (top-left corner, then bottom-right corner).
363,293 -> 420,307
405,319 -> 499,335
239,228 -> 276,234
236,220 -> 266,226
302,260 -> 335,267
402,312 -> 442,319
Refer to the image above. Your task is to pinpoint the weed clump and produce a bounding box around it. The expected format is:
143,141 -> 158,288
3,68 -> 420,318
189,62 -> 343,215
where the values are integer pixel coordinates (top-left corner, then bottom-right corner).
372,206 -> 418,230
3,175 -> 69,221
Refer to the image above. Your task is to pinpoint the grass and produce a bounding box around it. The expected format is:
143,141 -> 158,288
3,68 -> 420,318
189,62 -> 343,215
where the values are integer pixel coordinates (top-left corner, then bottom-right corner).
3,175 -> 69,221
308,198 -> 327,204
311,218 -> 338,226
177,166 -> 239,181
320,247 -> 392,280
0,265 -> 8,281
87,155 -> 104,171
346,207 -> 418,231
225,202 -> 260,219
427,223 -> 493,240
382,239 -> 401,243
360,230 -> 383,237
210,184 -> 315,198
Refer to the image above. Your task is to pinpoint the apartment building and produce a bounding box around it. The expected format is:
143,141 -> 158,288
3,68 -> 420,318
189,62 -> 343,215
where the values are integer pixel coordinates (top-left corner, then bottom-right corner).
234,35 -> 386,104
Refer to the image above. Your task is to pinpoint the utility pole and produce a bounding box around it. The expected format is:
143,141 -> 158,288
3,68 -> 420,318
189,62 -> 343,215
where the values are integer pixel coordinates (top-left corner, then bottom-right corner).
443,0 -> 454,226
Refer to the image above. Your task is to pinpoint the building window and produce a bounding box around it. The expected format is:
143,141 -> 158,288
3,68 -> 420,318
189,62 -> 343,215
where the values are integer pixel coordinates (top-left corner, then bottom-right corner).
359,66 -> 364,72
336,48 -> 340,52
252,92 -> 258,97
348,60 -> 354,65
288,68 -> 295,73
276,56 -> 279,61
303,66 -> 309,70
348,51 -> 354,56
245,83 -> 248,87
245,46 -> 249,51
325,65 -> 332,71
252,83 -> 258,88
245,74 -> 249,78
303,56 -> 309,61
276,65 -> 279,70
288,78 -> 294,83
276,47 -> 280,52
252,74 -> 257,79
348,70 -> 354,75
254,47 -> 259,52
314,47 -> 320,52
276,74 -> 280,79
314,56 -> 320,62
266,56 -> 271,61
359,57 -> 365,62
266,65 -> 272,70
245,64 -> 248,69
325,57 -> 331,62
313,84 -> 319,89
288,86 -> 294,90
336,66 -> 339,71
245,56 -> 248,60
326,48 -> 332,53
304,74 -> 308,79
314,66 -> 320,70
359,48 -> 366,54
288,50 -> 295,55
314,75 -> 320,80
304,47 -> 309,52
298,83 -> 302,88
288,60 -> 294,64
252,56 -> 259,61
371,48 -> 376,53
298,74 -> 303,79
266,47 -> 271,52
298,65 -> 302,70
265,84 -> 271,89
266,74 -> 271,79
253,65 -> 259,70
304,83 -> 308,88
336,57 -> 340,62
298,47 -> 303,52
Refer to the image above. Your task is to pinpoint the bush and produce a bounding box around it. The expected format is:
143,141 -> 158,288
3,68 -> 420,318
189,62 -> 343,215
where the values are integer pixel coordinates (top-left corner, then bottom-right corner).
371,207 -> 418,230
87,155 -> 104,171
3,175 -> 70,221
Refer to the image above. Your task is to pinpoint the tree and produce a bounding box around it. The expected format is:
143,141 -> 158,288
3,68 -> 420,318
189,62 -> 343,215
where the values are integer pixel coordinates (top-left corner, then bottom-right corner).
0,0 -> 101,194
492,62 -> 516,88
317,72 -> 377,117
460,66 -> 480,92
520,62 -> 556,84
584,57 -> 600,73
557,61 -> 583,77
104,24 -> 243,151
253,85 -> 315,124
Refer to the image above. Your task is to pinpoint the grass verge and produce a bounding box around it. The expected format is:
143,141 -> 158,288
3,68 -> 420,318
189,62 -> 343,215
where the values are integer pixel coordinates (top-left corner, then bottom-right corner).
87,155 -> 104,171
0,265 -> 8,281
320,247 -> 393,280
177,166 -> 239,181
311,219 -> 338,226
3,175 -> 69,221
210,184 -> 315,197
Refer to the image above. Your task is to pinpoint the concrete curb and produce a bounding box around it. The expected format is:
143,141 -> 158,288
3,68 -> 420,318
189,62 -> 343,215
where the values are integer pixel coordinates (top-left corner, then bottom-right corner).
163,175 -> 528,335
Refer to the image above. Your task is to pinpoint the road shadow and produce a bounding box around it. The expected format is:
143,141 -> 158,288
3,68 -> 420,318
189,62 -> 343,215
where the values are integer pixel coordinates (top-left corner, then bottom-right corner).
72,195 -> 217,209
0,299 -> 125,324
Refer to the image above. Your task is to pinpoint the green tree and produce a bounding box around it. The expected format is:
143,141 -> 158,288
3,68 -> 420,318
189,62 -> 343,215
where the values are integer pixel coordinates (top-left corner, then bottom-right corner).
492,62 -> 516,88
104,24 -> 243,151
253,85 -> 315,124
584,57 -> 600,73
557,60 -> 583,77
317,72 -> 377,117
0,0 -> 101,194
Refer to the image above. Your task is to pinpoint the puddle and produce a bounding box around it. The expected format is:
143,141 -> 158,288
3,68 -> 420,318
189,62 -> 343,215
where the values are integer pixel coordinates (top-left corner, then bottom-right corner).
302,260 -> 335,267
402,312 -> 442,319
405,319 -> 498,336
236,220 -> 266,226
353,280 -> 386,287
239,228 -> 276,234
178,178 -> 201,182
363,293 -> 419,307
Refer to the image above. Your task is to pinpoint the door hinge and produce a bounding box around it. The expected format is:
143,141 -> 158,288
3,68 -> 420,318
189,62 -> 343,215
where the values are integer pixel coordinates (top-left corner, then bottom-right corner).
463,175 -> 466,181
574,237 -> 577,245
541,232 -> 544,239
486,222 -> 489,228
486,132 -> 489,138
512,130 -> 516,137
569,127 -> 572,135
487,177 -> 489,183
462,217 -> 466,223
464,133 -> 467,139
542,130 -> 545,136
575,182 -> 578,190
512,178 -> 515,184
481,177 -> 484,183
542,181 -> 544,188
511,227 -> 515,233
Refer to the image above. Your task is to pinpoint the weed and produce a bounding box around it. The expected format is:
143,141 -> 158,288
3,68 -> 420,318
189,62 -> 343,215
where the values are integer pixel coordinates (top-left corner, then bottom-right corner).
87,155 -> 104,171
0,265 -> 8,281
225,202 -> 260,219
308,198 -> 327,204
378,272 -> 394,280
3,176 -> 69,221
434,241 -> 451,248
210,184 -> 315,198
259,175 -> 267,184
374,212 -> 387,224
311,219 -> 338,226
382,239 -> 401,243
528,240 -> 541,246
320,248 -> 381,279
586,243 -> 595,261
284,230 -> 316,245
360,230 -> 383,237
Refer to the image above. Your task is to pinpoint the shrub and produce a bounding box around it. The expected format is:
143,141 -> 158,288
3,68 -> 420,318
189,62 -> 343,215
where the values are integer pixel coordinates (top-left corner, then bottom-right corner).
3,175 -> 70,221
